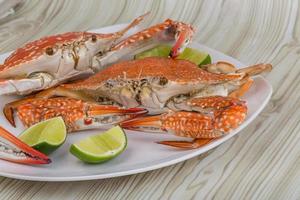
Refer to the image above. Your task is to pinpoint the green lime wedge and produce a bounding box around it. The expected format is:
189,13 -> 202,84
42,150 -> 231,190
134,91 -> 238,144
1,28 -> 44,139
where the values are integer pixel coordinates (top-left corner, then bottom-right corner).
134,45 -> 212,66
70,126 -> 127,164
19,117 -> 67,155
134,45 -> 171,59
177,47 -> 212,66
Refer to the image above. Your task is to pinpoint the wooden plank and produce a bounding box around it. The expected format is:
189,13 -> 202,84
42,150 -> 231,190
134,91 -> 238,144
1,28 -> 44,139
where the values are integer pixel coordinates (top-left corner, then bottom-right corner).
0,0 -> 299,199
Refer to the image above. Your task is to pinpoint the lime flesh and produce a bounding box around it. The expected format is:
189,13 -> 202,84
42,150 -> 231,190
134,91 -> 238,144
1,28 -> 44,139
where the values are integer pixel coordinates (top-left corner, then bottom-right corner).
134,45 -> 212,66
70,126 -> 127,164
19,117 -> 67,155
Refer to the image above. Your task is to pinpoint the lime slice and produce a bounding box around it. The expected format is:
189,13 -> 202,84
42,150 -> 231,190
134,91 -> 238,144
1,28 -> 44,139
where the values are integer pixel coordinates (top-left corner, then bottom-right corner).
134,45 -> 212,66
177,47 -> 212,66
70,126 -> 127,164
19,117 -> 67,155
134,45 -> 171,59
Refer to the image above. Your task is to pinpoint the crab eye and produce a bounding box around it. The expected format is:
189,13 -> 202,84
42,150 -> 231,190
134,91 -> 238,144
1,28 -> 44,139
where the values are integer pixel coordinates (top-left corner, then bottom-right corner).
91,34 -> 97,42
185,38 -> 189,44
45,47 -> 55,56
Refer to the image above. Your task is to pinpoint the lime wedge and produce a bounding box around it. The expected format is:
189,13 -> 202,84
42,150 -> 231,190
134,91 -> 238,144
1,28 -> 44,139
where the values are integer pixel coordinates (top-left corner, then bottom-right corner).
70,126 -> 127,164
19,117 -> 67,155
134,45 -> 212,66
177,47 -> 212,66
134,45 -> 171,59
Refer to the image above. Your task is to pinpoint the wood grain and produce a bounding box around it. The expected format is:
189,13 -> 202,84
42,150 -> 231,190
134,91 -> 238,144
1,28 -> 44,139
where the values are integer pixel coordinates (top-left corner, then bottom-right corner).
0,0 -> 299,199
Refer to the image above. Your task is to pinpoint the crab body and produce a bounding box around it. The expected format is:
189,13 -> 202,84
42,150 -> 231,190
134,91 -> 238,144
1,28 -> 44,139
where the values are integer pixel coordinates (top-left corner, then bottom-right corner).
4,57 -> 271,142
62,58 -> 247,113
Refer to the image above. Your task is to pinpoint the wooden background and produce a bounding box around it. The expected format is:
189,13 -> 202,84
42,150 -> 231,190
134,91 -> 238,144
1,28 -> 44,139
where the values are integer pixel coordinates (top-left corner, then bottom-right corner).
0,0 -> 300,199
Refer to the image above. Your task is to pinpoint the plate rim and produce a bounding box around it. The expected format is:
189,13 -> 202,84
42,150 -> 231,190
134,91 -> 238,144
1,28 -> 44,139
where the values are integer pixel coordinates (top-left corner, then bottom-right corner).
0,24 -> 273,181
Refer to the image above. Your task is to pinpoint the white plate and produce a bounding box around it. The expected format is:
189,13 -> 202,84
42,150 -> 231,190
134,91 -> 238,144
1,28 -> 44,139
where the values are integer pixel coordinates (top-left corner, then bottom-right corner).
0,24 -> 272,181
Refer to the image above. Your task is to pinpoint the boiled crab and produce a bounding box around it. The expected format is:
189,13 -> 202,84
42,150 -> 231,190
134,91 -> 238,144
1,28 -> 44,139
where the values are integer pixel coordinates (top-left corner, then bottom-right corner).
4,57 -> 272,148
0,13 -> 195,96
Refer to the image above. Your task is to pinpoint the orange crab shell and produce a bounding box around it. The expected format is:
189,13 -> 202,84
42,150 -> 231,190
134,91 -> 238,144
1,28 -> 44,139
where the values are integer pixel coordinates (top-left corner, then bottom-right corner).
187,96 -> 248,133
16,97 -> 87,130
62,57 -> 245,90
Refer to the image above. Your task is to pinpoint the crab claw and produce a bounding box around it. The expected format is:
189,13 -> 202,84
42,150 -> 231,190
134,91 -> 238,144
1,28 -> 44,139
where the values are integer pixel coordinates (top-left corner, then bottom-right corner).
13,97 -> 147,132
96,19 -> 196,68
169,21 -> 195,58
81,104 -> 148,131
121,114 -> 216,149
122,96 -> 248,149
121,112 -> 232,149
121,112 -> 220,138
0,126 -> 51,164
121,114 -> 215,149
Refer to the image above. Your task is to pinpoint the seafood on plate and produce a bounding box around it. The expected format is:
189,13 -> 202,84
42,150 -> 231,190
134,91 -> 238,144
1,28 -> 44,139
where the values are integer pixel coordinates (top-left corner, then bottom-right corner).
4,57 -> 272,148
0,13 -> 195,96
0,126 -> 51,164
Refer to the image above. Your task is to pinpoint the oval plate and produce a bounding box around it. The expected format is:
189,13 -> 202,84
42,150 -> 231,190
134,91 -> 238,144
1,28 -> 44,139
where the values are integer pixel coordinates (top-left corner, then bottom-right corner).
0,24 -> 272,181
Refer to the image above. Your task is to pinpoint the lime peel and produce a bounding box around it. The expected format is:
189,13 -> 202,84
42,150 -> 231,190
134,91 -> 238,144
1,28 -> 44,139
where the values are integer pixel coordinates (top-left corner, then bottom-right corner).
70,126 -> 127,164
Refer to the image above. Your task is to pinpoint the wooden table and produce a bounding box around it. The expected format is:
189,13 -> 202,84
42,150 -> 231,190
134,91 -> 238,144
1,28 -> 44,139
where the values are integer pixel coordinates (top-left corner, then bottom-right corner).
0,0 -> 299,199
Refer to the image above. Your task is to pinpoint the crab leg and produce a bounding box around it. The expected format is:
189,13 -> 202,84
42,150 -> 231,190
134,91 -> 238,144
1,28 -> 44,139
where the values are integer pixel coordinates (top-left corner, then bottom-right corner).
202,62 -> 272,75
236,63 -> 273,76
121,96 -> 247,149
201,62 -> 272,98
0,126 -> 51,164
229,78 -> 254,98
228,63 -> 272,98
109,12 -> 150,40
0,72 -> 53,96
14,97 -> 147,132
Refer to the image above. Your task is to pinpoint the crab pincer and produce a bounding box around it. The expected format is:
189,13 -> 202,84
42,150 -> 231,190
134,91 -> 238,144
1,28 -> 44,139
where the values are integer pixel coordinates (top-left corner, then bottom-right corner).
121,96 -> 248,149
13,97 -> 147,132
0,126 -> 51,164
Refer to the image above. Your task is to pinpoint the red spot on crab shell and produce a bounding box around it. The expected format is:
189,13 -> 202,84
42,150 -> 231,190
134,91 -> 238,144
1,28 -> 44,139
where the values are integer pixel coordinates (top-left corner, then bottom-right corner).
84,118 -> 93,125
